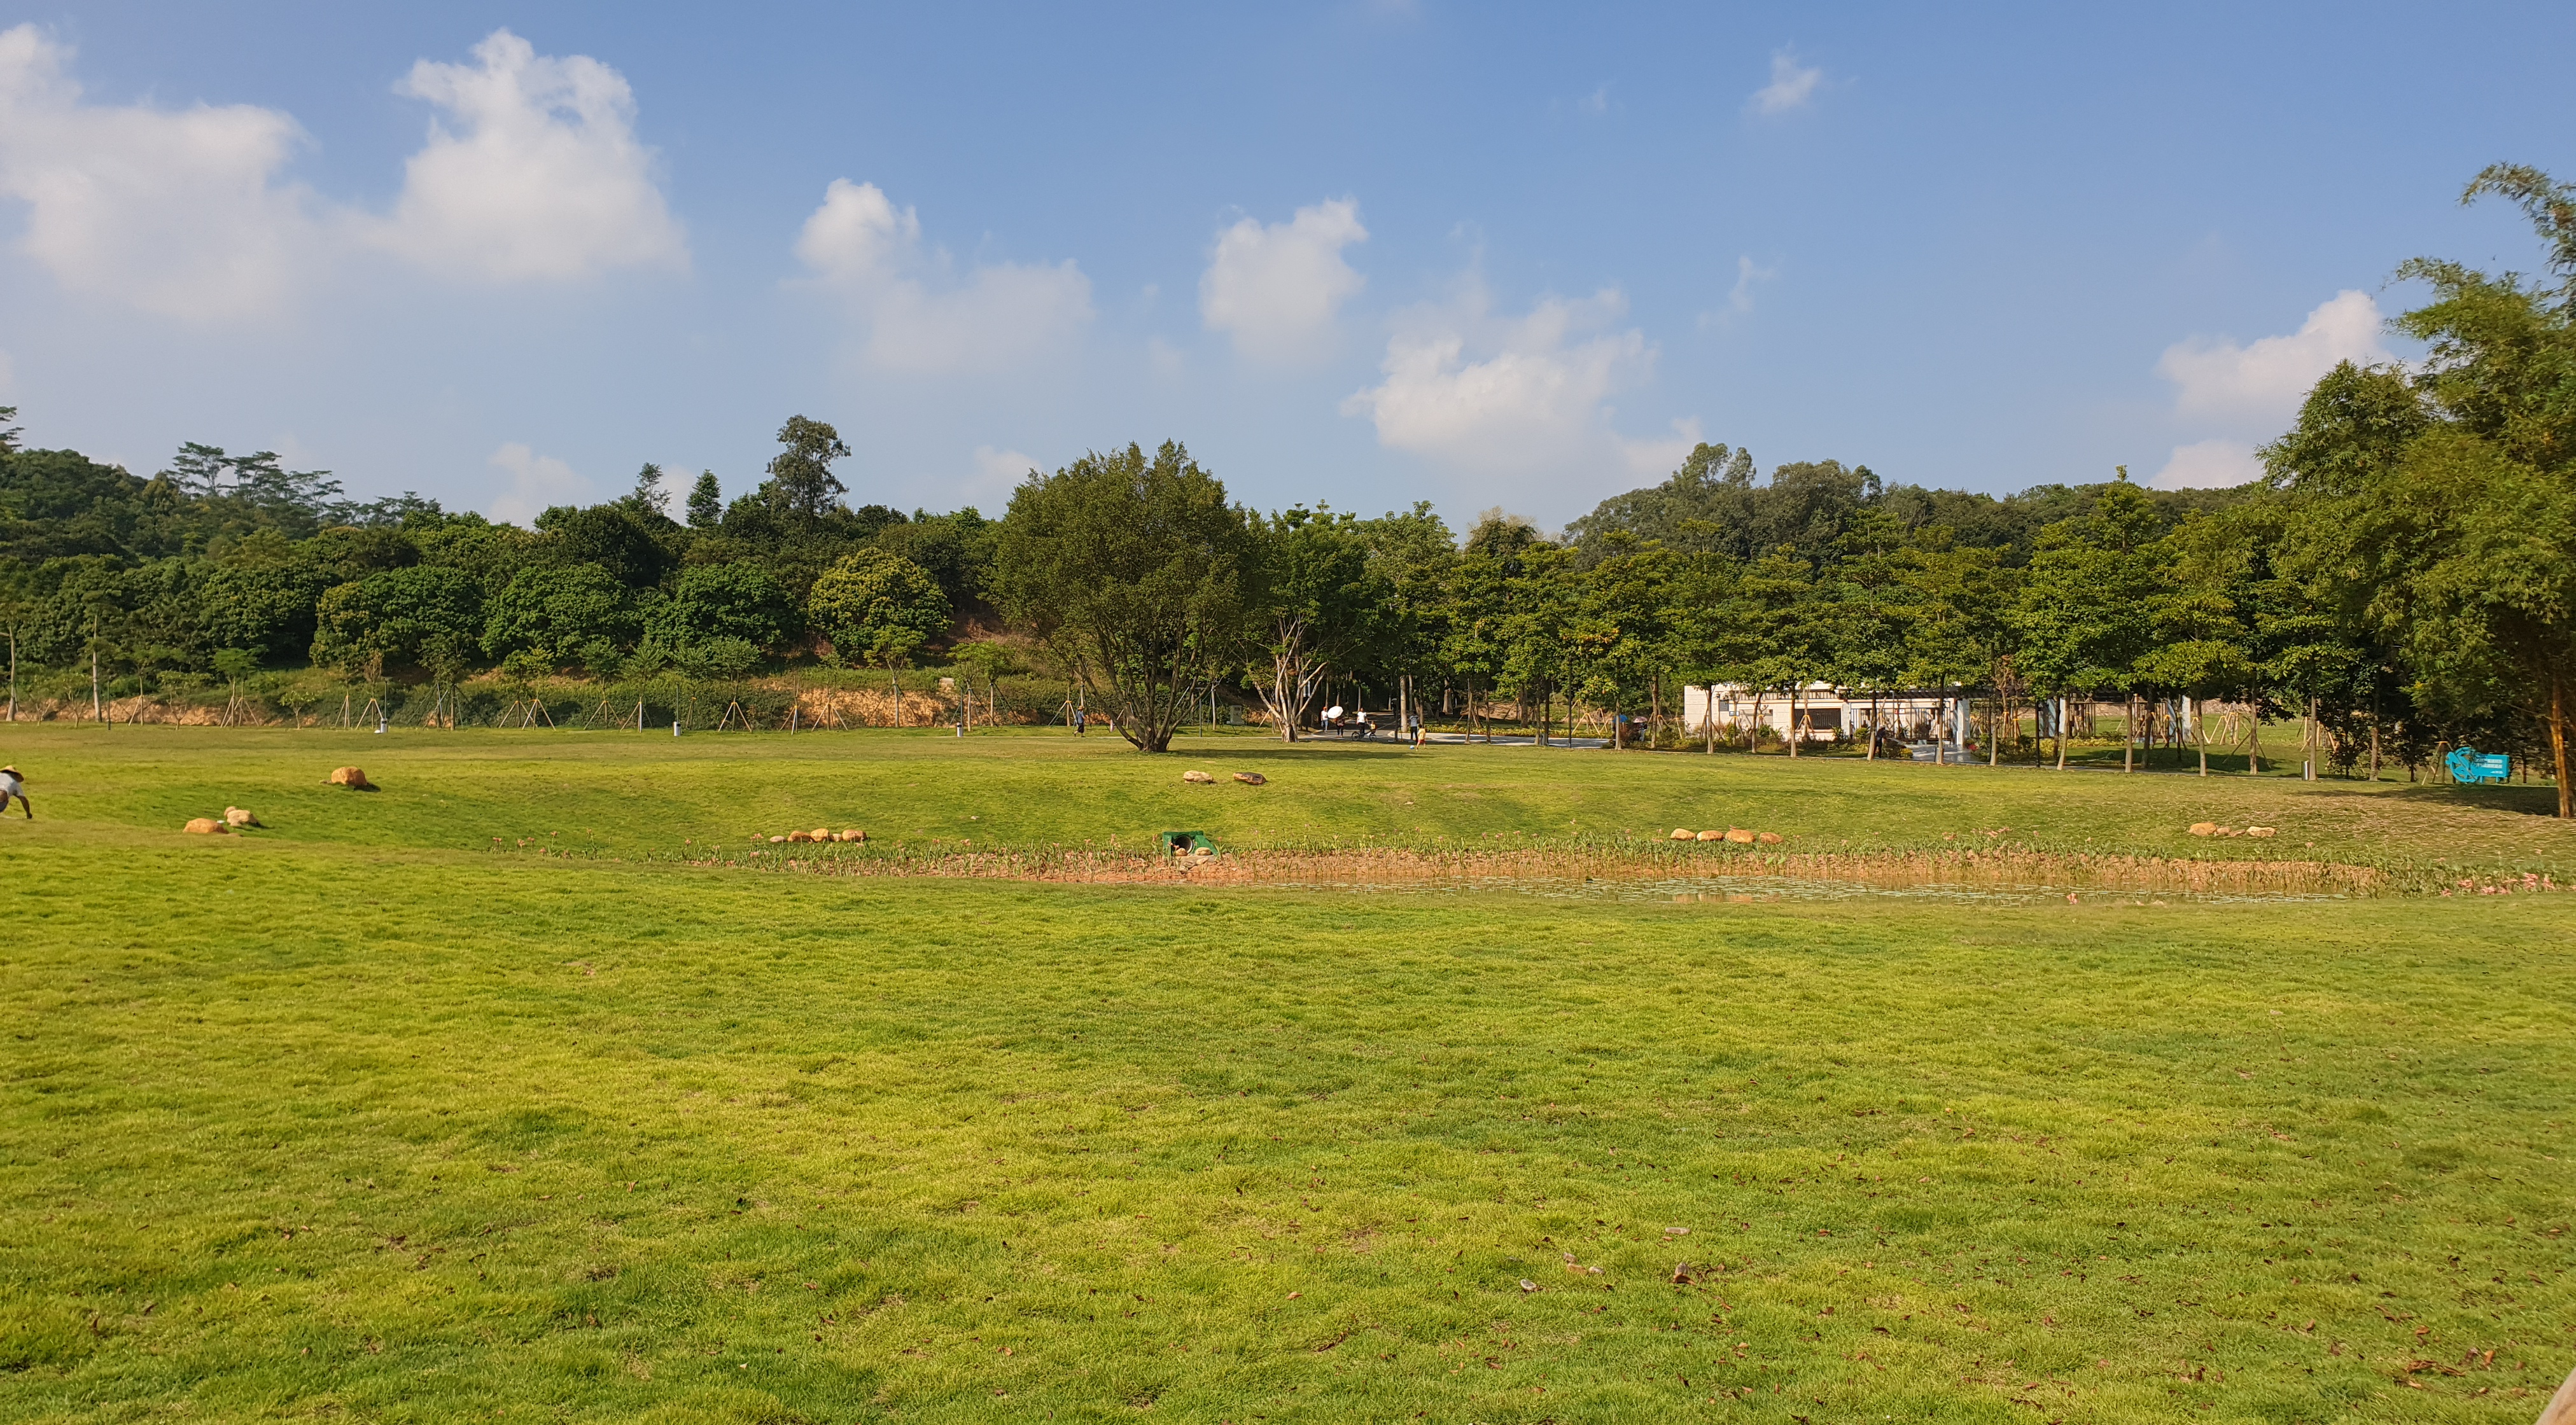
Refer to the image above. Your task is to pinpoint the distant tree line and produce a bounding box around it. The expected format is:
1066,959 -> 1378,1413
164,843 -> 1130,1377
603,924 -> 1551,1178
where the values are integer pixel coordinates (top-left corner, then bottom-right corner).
0,415 -> 984,693
1,165 -> 2568,811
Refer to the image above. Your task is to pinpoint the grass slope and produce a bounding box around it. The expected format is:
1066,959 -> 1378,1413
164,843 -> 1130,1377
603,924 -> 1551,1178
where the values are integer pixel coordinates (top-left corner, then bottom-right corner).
0,729 -> 2569,1422
1,725 -> 2568,879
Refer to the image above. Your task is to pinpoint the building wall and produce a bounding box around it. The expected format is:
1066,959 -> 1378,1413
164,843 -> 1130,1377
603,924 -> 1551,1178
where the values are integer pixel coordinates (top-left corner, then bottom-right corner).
1680,684 -> 1963,741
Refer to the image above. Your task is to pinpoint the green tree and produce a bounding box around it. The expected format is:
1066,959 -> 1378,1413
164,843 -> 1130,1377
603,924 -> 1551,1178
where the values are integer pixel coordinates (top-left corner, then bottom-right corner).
1438,543 -> 1518,740
991,441 -> 1252,754
686,471 -> 723,529
2139,510 -> 2264,770
1497,541 -> 1579,744
951,638 -> 1025,728
2011,475 -> 2162,767
647,561 -> 794,658
1353,502 -> 1457,726
622,463 -> 671,520
763,415 -> 851,524
200,539 -> 333,665
2272,167 -> 2576,812
310,566 -> 484,679
535,503 -> 675,590
807,548 -> 951,709
1719,550 -> 1828,754
873,508 -> 998,617
1567,533 -> 1676,747
482,564 -> 641,673
1246,506 -> 1385,740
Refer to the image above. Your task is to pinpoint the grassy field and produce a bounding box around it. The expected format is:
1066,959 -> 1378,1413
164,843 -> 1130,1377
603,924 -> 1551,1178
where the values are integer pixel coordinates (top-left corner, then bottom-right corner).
3,723 -> 2568,879
0,728 -> 2571,1423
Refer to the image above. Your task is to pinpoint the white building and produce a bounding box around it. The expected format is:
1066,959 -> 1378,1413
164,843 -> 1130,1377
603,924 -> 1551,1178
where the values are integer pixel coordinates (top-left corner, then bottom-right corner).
1681,683 -> 1971,746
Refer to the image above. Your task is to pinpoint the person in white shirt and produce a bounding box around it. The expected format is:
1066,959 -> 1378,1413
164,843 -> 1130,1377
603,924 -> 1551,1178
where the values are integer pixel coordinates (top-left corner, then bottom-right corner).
0,766 -> 27,819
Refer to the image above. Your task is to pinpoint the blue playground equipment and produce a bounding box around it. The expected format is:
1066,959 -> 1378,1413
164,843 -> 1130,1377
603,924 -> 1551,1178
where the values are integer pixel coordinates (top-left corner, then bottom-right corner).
2446,746 -> 2511,784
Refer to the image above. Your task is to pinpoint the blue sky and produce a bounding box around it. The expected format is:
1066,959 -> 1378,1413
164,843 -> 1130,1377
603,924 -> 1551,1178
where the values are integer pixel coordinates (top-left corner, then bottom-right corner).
1,2 -> 2570,529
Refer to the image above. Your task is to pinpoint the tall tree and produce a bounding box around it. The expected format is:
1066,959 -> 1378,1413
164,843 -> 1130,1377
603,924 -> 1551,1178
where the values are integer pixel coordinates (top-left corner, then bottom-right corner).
624,463 -> 671,518
2010,478 -> 2162,768
763,416 -> 851,524
991,441 -> 1252,754
686,471 -> 724,529
1245,506 -> 1384,740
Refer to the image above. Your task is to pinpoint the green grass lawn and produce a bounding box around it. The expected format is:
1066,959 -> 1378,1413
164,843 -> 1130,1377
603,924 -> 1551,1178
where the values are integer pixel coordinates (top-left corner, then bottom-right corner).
3,724 -> 2568,879
0,728 -> 2570,1422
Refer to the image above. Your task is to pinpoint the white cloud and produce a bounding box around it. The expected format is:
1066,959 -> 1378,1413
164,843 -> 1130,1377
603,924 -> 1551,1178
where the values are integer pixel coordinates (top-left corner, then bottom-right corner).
487,442 -> 591,524
0,24 -> 323,320
1198,198 -> 1368,364
0,26 -> 682,318
1700,254 -> 1778,330
1578,85 -> 1612,117
2150,439 -> 2262,490
1618,417 -> 1705,478
1342,281 -> 1667,478
2157,290 -> 2388,422
794,178 -> 1091,374
1749,50 -> 1822,115
365,30 -> 685,282
1727,255 -> 1777,314
974,445 -> 1040,481
963,444 -> 1042,504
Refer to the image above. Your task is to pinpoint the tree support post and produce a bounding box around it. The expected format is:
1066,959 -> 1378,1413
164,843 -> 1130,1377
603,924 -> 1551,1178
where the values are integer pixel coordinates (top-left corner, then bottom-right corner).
2553,671 -> 2572,820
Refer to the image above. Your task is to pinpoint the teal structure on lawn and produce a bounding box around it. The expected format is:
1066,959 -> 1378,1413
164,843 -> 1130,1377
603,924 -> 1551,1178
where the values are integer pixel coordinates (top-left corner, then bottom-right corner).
2446,746 -> 2511,785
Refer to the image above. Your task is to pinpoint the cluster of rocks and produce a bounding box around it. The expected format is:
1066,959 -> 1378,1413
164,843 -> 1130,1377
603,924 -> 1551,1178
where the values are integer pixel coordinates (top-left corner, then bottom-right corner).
2188,822 -> 2276,838
770,828 -> 866,844
1179,770 -> 1268,785
1670,827 -> 1781,845
184,807 -> 262,835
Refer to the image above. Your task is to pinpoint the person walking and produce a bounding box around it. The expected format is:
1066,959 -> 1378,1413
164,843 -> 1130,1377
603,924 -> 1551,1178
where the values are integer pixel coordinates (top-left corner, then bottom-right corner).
0,765 -> 27,819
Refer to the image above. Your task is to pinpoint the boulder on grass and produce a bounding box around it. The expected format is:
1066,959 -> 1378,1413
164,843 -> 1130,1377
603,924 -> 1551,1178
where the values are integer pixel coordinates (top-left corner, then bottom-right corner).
1670,828 -> 1695,840
223,806 -> 261,828
1233,772 -> 1267,786
1723,828 -> 1756,844
1182,770 -> 1216,784
835,829 -> 867,843
326,766 -> 375,791
1756,831 -> 1783,845
810,826 -> 832,842
768,834 -> 788,844
786,830 -> 814,843
2245,825 -> 2278,838
183,817 -> 230,835
2188,822 -> 2217,837
1696,829 -> 1726,842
